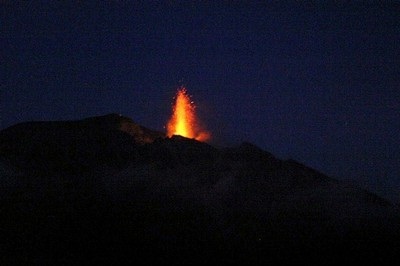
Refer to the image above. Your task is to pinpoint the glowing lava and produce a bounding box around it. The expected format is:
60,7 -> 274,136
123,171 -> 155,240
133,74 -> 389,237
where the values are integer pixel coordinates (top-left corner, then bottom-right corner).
167,87 -> 210,142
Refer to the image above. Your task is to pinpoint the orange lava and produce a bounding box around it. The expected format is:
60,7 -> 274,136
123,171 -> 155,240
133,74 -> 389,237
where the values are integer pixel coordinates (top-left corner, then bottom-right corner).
167,87 -> 210,142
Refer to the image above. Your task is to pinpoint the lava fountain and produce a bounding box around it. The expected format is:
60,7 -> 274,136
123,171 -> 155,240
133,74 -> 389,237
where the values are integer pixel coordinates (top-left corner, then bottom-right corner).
167,86 -> 210,142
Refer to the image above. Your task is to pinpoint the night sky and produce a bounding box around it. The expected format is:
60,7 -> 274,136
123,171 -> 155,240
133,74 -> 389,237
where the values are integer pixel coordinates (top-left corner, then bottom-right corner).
2,2 -> 399,202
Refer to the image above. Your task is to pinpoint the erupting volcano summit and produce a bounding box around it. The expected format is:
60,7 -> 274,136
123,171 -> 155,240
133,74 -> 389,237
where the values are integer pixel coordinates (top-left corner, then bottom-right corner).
166,86 -> 210,142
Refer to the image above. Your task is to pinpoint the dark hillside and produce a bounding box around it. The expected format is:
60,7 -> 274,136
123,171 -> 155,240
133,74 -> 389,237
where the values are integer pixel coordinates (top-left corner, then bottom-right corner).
0,114 -> 399,264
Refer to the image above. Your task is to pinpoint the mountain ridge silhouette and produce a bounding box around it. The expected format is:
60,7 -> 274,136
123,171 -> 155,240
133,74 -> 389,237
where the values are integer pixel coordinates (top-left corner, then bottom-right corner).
0,114 -> 399,264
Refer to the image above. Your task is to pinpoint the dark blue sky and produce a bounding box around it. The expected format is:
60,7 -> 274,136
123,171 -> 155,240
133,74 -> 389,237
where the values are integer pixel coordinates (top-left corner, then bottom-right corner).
2,1 -> 399,202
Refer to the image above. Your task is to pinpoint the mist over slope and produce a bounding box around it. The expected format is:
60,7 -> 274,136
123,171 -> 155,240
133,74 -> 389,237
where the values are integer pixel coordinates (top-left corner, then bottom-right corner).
0,114 -> 399,264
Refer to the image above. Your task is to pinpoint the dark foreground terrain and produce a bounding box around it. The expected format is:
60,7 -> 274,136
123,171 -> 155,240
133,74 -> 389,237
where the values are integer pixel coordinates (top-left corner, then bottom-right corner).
1,114 -> 399,264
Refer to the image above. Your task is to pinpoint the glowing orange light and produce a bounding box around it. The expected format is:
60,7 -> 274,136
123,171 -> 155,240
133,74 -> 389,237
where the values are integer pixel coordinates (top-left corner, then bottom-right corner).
167,87 -> 210,142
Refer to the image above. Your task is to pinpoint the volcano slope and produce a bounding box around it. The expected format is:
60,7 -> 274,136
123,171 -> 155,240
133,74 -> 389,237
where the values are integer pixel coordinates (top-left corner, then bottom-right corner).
0,114 -> 399,264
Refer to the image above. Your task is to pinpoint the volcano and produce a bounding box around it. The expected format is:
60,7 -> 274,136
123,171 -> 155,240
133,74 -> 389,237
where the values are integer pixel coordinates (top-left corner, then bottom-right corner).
0,114 -> 399,264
